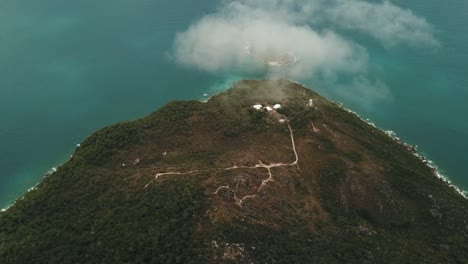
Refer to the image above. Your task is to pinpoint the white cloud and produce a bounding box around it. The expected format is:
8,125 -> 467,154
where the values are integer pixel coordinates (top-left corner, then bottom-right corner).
334,77 -> 393,109
172,0 -> 437,105
327,0 -> 439,48
173,0 -> 368,77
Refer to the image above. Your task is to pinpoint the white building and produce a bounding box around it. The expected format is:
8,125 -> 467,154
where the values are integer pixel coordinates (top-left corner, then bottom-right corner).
253,104 -> 263,110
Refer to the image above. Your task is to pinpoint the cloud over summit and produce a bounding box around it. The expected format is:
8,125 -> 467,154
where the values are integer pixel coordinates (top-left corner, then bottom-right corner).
172,0 -> 437,106
327,0 -> 438,48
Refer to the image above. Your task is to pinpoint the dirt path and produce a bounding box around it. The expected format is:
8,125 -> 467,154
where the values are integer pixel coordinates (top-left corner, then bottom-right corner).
144,122 -> 300,207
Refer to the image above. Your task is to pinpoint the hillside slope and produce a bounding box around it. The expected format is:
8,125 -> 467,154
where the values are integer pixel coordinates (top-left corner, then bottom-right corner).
1,80 -> 467,263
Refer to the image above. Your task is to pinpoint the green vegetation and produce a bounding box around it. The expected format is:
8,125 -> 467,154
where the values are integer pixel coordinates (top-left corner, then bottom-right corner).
0,173 -> 209,264
0,80 -> 467,263
78,122 -> 143,166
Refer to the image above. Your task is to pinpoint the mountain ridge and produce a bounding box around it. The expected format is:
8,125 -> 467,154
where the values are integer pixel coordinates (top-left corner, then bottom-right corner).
0,79 -> 467,263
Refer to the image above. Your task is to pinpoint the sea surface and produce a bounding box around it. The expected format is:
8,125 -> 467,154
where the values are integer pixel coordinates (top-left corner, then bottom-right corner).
1,0 -> 467,208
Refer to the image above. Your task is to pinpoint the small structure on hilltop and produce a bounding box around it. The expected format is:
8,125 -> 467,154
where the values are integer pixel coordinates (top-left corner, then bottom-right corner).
273,104 -> 281,110
309,99 -> 314,107
253,104 -> 263,110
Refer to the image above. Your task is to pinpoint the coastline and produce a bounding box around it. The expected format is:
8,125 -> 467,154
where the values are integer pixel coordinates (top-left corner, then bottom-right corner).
338,103 -> 467,199
289,80 -> 467,199
2,79 -> 466,214
1,160 -> 68,213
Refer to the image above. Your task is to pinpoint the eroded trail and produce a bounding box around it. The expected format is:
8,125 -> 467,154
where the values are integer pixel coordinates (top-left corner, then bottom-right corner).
145,122 -> 300,207
288,123 -> 299,166
144,170 -> 202,188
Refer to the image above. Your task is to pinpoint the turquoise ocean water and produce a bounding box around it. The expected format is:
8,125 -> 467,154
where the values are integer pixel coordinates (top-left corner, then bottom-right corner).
1,0 -> 467,208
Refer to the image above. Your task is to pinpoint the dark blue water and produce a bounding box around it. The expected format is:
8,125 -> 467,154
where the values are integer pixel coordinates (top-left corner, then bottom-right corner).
1,0 -> 467,208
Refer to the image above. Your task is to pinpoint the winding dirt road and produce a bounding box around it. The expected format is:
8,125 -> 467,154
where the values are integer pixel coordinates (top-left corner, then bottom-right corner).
145,123 -> 300,207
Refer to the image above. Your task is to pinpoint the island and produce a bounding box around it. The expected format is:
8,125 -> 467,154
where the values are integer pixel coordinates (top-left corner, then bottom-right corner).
0,80 -> 467,263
